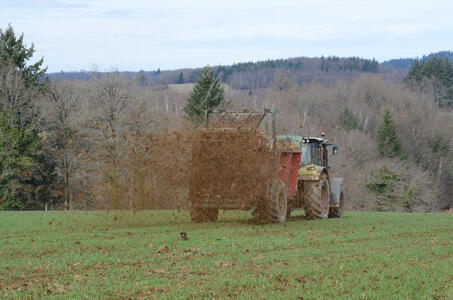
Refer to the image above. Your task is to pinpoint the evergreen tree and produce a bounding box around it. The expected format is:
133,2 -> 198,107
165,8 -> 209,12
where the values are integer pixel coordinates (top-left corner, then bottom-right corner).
0,27 -> 55,210
404,57 -> 453,107
0,111 -> 54,210
184,67 -> 224,120
0,24 -> 47,89
176,72 -> 184,84
340,106 -> 361,130
135,70 -> 146,86
377,109 -> 404,158
404,59 -> 422,87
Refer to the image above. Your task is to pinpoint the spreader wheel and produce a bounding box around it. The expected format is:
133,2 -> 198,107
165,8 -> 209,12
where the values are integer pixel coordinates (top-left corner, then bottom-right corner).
252,179 -> 287,223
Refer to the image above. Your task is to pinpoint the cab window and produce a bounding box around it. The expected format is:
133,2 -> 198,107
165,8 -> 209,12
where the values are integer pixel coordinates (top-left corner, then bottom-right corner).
301,142 -> 320,165
310,142 -> 320,165
301,143 -> 311,165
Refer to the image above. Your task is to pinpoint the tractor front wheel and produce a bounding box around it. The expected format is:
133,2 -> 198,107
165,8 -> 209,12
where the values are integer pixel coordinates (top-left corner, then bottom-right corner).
190,207 -> 219,223
303,174 -> 330,219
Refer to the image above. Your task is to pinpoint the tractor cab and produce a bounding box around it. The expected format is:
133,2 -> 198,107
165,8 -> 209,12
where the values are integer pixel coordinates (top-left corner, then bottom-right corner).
300,136 -> 338,168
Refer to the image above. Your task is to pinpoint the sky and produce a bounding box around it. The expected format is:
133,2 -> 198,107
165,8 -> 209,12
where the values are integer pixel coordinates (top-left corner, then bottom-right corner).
1,0 -> 453,73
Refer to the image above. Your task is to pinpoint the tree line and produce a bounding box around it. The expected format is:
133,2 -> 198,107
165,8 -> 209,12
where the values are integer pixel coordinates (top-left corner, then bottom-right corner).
404,57 -> 453,107
48,56 -> 381,90
382,51 -> 453,69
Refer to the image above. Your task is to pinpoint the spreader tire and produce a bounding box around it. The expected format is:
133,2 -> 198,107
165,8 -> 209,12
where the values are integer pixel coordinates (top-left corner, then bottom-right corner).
252,179 -> 287,223
303,174 -> 330,220
190,207 -> 219,223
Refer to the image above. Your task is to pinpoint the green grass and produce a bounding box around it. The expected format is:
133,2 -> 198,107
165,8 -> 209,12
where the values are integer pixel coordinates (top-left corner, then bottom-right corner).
1,211 -> 452,299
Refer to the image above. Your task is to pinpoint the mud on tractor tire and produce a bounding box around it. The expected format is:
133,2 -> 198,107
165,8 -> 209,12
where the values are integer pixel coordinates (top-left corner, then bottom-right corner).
190,207 -> 219,223
303,174 -> 330,219
252,179 -> 288,223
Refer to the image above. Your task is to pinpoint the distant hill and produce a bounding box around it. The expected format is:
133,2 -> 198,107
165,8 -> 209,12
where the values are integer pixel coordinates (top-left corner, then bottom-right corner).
46,51 -> 453,89
46,56 -> 380,89
381,51 -> 453,69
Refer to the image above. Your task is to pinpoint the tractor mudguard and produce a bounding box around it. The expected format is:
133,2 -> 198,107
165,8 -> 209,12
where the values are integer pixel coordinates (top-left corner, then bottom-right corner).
329,178 -> 343,207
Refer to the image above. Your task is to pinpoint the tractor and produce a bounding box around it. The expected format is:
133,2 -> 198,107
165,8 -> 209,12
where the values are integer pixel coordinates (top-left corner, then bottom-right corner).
189,109 -> 345,223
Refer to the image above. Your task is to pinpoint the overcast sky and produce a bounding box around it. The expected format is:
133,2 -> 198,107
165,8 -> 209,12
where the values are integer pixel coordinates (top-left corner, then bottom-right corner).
1,0 -> 453,72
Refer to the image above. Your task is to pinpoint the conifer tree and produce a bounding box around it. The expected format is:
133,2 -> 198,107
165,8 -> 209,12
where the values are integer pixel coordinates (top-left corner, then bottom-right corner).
404,57 -> 453,107
340,106 -> 361,130
184,67 -> 224,120
177,72 -> 184,84
377,109 -> 404,158
0,26 -> 55,210
0,24 -> 47,90
0,65 -> 55,210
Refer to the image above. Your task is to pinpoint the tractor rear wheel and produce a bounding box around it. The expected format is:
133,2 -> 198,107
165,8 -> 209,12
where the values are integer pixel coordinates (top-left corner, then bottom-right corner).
303,174 -> 330,219
190,207 -> 219,223
252,179 -> 287,223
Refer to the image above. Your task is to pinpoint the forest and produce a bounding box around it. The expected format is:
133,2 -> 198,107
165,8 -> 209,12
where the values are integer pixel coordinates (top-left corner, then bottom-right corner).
0,25 -> 452,212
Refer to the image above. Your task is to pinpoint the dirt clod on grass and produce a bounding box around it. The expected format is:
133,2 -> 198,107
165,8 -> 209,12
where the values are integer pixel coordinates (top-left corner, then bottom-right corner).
180,232 -> 188,240
156,245 -> 169,254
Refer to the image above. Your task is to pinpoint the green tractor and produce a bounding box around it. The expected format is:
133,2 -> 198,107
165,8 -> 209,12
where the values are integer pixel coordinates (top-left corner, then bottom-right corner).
293,136 -> 345,219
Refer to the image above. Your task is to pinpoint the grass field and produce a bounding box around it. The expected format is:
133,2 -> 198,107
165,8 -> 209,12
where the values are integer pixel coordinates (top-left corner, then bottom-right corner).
1,210 -> 452,299
168,83 -> 232,93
